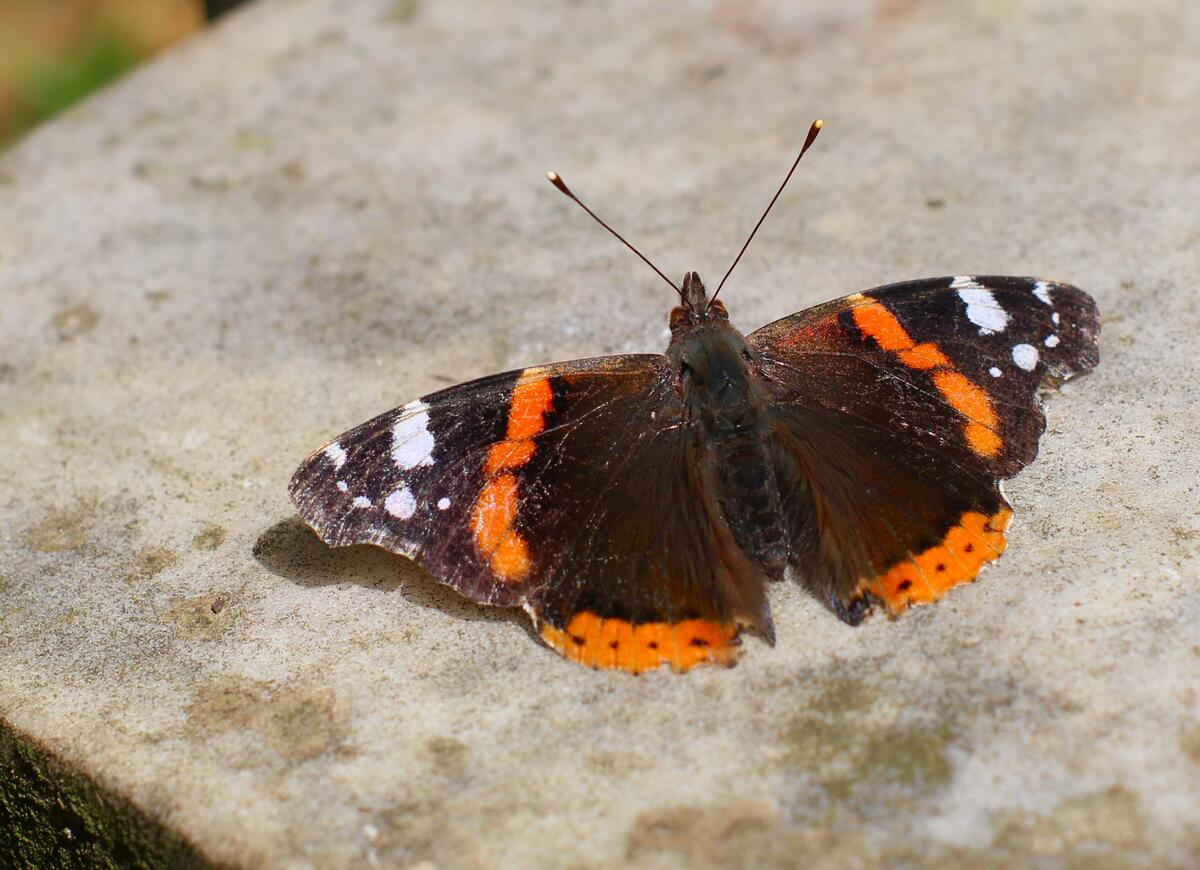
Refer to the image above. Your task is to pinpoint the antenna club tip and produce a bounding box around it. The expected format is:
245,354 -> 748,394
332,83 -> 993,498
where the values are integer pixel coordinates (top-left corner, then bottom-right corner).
546,170 -> 558,181
813,119 -> 823,129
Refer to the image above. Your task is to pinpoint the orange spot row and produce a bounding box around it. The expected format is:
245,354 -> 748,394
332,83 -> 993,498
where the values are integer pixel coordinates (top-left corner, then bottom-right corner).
470,373 -> 556,582
861,507 -> 1013,613
851,300 -> 1002,458
540,612 -> 740,673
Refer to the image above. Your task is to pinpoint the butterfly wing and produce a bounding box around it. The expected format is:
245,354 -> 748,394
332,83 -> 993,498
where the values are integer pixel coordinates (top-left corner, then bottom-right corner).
748,276 -> 1099,619
289,355 -> 769,672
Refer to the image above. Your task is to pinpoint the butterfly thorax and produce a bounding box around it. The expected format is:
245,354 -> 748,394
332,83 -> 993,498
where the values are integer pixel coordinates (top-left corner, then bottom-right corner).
667,271 -> 789,574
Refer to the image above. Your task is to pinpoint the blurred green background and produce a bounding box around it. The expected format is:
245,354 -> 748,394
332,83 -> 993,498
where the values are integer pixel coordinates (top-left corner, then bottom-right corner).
0,0 -> 246,146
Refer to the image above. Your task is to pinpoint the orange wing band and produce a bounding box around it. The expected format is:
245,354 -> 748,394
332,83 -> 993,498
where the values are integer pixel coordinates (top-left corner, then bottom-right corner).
540,612 -> 740,673
469,372 -> 556,583
861,507 -> 1013,612
852,300 -> 1003,459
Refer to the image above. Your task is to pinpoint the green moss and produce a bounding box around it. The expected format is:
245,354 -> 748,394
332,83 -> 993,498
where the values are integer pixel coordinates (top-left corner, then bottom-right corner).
0,719 -> 220,869
0,23 -> 143,143
777,659 -> 973,820
861,722 -> 957,791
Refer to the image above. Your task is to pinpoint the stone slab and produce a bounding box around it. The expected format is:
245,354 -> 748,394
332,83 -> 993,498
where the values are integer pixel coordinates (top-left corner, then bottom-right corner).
1,0 -> 1198,866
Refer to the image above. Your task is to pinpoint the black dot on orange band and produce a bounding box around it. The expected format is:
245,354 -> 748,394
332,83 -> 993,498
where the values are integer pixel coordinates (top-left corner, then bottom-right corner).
898,580 -> 913,591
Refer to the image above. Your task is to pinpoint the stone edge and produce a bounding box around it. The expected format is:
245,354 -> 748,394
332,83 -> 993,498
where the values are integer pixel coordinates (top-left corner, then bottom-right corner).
0,716 -> 226,870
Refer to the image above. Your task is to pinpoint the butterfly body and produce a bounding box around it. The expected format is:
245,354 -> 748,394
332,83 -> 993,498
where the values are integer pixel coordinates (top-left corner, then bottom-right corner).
290,268 -> 1098,673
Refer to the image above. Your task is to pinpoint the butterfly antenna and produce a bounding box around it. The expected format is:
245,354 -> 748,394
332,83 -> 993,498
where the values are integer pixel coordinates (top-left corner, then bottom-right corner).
546,171 -> 682,298
709,119 -> 823,308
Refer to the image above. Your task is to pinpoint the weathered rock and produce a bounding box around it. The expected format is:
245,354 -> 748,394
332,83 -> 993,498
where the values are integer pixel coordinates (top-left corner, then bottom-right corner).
1,0 -> 1198,866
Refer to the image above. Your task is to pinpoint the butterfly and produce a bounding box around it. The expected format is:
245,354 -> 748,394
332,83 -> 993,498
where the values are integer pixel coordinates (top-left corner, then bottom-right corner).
289,121 -> 1099,673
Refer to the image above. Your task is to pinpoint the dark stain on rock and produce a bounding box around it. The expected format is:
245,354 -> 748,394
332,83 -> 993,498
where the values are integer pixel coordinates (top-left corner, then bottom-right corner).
255,687 -> 342,760
424,736 -> 469,787
1181,725 -> 1200,766
860,723 -> 956,791
774,657 -> 1034,821
925,196 -> 945,209
187,676 -> 344,762
313,28 -> 345,47
126,547 -> 178,583
426,736 -> 467,764
23,508 -> 89,553
370,799 -> 442,867
627,801 -> 871,868
51,304 -> 101,342
989,785 -> 1150,858
164,593 -> 231,641
234,129 -> 274,153
381,0 -> 421,24
186,676 -> 261,733
192,524 -> 226,551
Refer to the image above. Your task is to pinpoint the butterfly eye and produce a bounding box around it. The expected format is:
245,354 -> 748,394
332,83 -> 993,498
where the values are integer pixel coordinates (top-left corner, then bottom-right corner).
741,349 -> 754,363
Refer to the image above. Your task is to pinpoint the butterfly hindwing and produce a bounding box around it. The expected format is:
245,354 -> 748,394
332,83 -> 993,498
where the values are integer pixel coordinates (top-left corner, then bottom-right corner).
513,369 -> 774,670
750,276 -> 1099,617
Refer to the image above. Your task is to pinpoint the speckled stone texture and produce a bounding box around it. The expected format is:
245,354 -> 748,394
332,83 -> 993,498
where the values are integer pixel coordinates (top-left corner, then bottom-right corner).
1,0 -> 1198,866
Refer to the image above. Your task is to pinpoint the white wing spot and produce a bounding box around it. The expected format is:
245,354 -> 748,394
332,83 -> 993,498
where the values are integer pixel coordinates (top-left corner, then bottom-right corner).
352,495 -> 372,509
1033,281 -> 1053,305
325,443 -> 348,469
953,277 -> 1009,335
1012,344 -> 1039,371
989,366 -> 1002,378
437,497 -> 451,510
391,401 -> 435,470
336,480 -> 349,493
385,487 -> 417,519
1052,311 -> 1060,325
1044,334 -> 1060,348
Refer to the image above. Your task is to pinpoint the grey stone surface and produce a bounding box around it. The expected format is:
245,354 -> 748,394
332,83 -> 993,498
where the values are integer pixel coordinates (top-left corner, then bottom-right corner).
1,0 -> 1198,866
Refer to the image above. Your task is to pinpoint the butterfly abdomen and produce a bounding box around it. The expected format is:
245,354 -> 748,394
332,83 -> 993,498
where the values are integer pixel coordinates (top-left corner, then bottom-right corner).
711,438 -> 789,576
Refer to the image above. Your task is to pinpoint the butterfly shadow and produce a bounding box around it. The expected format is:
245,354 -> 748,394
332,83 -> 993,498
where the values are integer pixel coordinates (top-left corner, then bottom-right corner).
252,517 -> 534,636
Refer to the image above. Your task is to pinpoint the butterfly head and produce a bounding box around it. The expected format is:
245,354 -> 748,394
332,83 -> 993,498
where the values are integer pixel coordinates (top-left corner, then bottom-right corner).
670,271 -> 729,332
667,272 -> 764,435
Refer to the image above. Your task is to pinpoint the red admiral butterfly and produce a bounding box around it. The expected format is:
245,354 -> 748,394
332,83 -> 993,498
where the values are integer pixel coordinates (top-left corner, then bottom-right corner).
290,121 -> 1099,673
